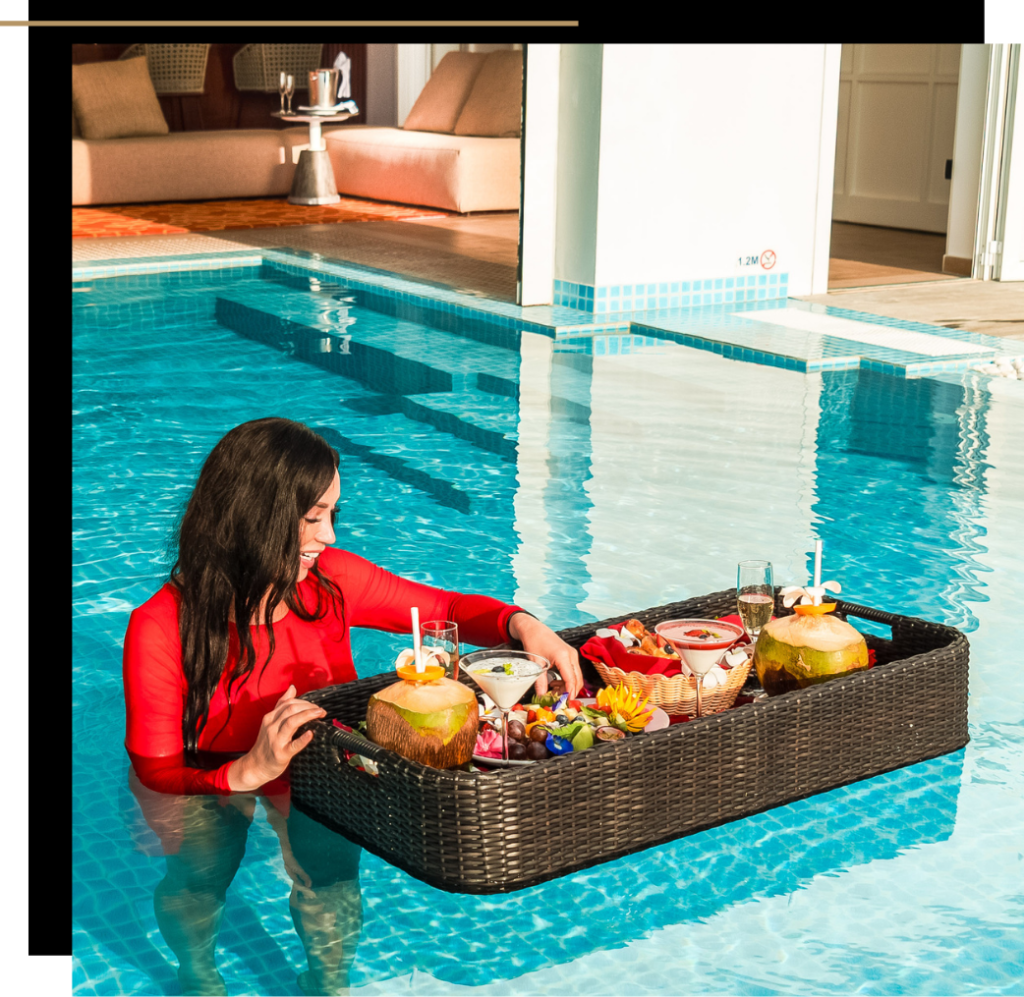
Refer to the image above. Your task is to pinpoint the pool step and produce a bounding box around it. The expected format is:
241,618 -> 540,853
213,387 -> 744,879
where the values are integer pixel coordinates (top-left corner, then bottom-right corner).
216,284 -> 523,386
215,296 -> 522,467
259,264 -> 524,353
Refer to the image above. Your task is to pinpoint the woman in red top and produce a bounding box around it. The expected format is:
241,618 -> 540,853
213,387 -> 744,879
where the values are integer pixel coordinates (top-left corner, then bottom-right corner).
123,417 -> 582,994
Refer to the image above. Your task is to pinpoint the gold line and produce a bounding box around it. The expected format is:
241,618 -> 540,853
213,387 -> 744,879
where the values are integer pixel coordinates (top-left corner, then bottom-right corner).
3,20 -> 579,26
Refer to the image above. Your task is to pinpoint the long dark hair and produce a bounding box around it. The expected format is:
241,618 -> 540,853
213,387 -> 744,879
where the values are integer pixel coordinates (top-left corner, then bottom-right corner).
171,418 -> 342,753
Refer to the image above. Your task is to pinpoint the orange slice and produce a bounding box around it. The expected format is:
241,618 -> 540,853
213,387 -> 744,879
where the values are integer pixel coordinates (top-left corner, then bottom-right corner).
396,663 -> 445,682
793,603 -> 837,616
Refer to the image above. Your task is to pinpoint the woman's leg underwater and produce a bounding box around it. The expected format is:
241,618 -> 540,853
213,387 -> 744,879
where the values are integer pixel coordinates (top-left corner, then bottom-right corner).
151,794 -> 254,996
264,797 -> 363,996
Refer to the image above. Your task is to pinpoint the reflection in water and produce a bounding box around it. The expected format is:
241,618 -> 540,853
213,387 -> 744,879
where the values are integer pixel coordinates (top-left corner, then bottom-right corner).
128,770 -> 363,996
813,370 -> 991,632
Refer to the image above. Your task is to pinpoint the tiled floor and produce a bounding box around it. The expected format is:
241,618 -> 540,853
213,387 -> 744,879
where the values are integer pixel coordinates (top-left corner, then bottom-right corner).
798,280 -> 1024,341
73,214 -> 521,302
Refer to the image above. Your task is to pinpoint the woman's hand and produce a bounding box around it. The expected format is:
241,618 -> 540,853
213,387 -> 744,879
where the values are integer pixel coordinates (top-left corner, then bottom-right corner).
508,613 -> 583,700
227,685 -> 326,793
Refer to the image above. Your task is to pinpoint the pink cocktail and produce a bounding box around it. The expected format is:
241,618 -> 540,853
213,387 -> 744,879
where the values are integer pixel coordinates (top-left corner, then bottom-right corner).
654,618 -> 744,717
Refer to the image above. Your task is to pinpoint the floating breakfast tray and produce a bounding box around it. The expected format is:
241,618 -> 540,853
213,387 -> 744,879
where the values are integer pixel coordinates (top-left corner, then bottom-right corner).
289,589 -> 969,894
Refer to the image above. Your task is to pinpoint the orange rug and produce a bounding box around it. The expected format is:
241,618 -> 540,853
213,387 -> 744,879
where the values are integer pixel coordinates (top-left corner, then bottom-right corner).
72,197 -> 451,238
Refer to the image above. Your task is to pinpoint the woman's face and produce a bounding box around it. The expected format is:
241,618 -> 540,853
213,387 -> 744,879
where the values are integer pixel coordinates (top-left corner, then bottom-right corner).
297,470 -> 340,582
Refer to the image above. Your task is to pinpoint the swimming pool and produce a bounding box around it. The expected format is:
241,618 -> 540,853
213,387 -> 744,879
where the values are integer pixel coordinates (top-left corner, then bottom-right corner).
72,257 -> 1024,995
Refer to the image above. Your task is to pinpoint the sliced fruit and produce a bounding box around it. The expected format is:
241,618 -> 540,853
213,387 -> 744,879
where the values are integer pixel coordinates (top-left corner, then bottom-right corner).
396,663 -> 446,683
792,603 -> 838,616
595,726 -> 625,741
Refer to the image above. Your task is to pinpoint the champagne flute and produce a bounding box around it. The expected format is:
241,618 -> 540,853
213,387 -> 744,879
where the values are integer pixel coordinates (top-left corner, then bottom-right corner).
737,561 -> 774,643
284,74 -> 295,114
278,71 -> 289,114
421,620 -> 459,680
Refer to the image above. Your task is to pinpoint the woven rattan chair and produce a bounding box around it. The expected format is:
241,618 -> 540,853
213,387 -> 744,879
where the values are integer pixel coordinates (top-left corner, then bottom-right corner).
119,44 -> 210,94
232,44 -> 324,92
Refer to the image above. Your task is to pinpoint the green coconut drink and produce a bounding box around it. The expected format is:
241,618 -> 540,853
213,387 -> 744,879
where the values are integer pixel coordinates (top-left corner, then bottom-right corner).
753,608 -> 869,695
754,541 -> 870,696
366,669 -> 479,769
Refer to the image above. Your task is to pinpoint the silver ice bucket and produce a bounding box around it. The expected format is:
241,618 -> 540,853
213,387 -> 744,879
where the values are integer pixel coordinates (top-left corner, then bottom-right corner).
308,69 -> 340,108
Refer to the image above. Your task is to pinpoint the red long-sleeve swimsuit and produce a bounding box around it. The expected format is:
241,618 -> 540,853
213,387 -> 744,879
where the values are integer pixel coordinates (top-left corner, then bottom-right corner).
123,548 -> 523,795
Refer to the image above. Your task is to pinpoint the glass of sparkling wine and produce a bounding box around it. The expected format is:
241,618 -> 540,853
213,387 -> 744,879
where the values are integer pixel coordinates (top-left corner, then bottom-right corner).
737,560 -> 774,643
421,621 -> 459,680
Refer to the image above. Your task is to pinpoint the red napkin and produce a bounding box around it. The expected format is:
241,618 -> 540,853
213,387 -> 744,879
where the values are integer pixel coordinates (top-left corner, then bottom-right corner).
580,616 -> 773,680
580,623 -> 688,678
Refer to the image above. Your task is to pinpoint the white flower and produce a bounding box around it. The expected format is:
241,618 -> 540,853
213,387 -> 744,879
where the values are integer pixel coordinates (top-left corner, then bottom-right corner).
780,580 -> 841,607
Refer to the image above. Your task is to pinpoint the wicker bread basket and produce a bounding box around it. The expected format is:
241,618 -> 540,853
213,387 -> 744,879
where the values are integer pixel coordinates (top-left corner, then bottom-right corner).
591,651 -> 752,716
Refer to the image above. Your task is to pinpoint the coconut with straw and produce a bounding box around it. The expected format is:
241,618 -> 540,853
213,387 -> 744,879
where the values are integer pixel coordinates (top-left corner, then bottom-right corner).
752,541 -> 870,696
365,606 -> 479,768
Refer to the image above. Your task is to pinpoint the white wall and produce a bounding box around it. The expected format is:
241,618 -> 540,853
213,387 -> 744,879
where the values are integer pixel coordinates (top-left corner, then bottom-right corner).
590,45 -> 837,297
945,46 -> 990,267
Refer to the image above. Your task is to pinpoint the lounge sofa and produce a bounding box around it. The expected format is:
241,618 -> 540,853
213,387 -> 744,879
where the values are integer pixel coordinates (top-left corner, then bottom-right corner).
71,50 -> 521,213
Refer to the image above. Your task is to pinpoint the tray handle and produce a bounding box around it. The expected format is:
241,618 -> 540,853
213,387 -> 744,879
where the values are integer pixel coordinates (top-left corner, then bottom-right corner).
328,725 -> 392,765
832,600 -> 900,625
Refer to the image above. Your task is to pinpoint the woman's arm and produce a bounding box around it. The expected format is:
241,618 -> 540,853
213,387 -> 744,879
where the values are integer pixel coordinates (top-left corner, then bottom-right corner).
324,551 -> 583,696
123,602 -> 236,794
123,602 -> 325,794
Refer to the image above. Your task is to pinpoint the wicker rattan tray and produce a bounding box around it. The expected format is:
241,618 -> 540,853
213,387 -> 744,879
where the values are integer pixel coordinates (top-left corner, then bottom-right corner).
290,588 -> 969,894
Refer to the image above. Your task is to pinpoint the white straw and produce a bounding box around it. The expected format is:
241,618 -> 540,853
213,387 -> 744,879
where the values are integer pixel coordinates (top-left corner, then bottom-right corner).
411,606 -> 424,671
813,540 -> 823,605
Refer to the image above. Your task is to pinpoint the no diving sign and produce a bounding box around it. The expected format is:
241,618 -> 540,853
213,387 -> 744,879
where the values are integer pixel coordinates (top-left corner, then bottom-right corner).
760,250 -> 776,270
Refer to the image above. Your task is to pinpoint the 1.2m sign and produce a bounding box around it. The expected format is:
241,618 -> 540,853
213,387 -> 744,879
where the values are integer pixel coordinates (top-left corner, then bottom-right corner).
738,250 -> 776,269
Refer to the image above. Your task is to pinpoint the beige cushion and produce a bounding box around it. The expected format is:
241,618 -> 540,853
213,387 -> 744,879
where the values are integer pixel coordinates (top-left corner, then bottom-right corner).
403,51 -> 486,134
72,56 -> 169,140
324,126 -> 520,213
71,128 -> 321,205
454,50 -> 523,138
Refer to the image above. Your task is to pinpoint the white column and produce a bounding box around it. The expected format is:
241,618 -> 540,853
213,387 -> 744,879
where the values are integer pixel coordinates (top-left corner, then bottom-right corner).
993,46 -> 1024,281
554,44 -> 603,288
945,45 -> 991,273
809,45 -> 843,295
520,44 -> 562,306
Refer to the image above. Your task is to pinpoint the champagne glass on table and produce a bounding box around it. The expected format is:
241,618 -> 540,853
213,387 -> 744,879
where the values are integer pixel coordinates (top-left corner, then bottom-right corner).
284,74 -> 295,114
421,620 -> 459,679
737,560 -> 774,643
655,619 -> 744,718
461,650 -> 550,762
279,71 -> 289,114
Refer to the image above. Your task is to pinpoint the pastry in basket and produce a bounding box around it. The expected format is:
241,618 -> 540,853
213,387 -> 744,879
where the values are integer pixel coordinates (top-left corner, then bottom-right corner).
624,623 -> 680,658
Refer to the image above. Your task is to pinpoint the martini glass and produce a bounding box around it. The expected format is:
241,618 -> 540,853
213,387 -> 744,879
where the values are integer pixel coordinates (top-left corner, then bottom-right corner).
654,618 -> 744,718
461,650 -> 551,761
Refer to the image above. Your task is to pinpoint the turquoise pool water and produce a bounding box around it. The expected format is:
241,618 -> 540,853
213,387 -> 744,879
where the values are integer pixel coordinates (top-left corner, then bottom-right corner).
72,261 -> 1024,995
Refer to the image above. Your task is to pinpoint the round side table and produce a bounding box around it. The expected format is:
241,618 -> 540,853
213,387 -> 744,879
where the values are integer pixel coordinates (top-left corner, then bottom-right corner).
273,110 -> 355,205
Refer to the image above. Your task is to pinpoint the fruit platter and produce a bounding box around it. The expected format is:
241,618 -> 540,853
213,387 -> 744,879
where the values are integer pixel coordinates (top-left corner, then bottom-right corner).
290,588 -> 969,895
472,686 -> 670,766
